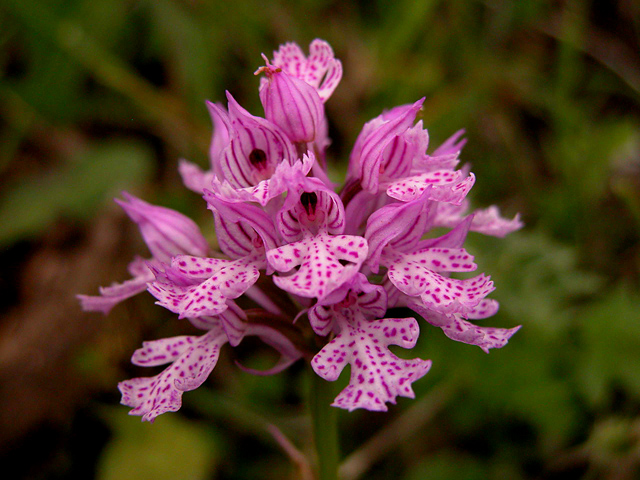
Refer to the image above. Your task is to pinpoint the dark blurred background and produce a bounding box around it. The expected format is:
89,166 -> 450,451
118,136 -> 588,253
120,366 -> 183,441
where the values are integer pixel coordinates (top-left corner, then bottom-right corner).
1,0 -> 639,479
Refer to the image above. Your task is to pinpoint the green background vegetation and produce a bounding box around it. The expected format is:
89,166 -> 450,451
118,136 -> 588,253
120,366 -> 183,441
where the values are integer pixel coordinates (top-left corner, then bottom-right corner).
1,0 -> 639,478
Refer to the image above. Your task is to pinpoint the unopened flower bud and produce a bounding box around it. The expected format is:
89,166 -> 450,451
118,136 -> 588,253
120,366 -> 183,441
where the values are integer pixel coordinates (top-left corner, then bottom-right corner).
256,56 -> 324,143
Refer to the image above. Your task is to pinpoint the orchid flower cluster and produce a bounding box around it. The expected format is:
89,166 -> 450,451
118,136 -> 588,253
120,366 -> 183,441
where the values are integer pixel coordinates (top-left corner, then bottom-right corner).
79,39 -> 522,422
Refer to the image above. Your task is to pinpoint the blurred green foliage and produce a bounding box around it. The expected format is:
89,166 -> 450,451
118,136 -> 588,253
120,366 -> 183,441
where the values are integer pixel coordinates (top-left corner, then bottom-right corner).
1,0 -> 639,479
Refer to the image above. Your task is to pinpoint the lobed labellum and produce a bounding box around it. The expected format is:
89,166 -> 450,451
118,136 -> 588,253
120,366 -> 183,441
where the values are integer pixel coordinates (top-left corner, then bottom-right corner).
267,234 -> 368,300
408,300 -> 520,353
434,202 -> 524,238
148,253 -> 264,319
119,325 -> 228,422
386,170 -> 475,204
311,314 -> 431,411
384,248 -> 494,316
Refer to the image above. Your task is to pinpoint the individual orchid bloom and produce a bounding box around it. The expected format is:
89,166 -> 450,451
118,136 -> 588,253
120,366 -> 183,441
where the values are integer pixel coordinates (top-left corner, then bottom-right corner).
256,56 -> 324,144
366,190 -> 495,318
263,39 -> 343,103
77,192 -> 209,314
205,92 -> 298,189
346,98 -> 425,195
208,152 -> 314,207
267,173 -> 369,300
310,275 -> 431,411
147,190 -> 283,319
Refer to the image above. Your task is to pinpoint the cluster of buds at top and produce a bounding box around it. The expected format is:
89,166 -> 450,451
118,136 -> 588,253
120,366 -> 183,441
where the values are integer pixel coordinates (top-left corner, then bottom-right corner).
79,39 -> 523,421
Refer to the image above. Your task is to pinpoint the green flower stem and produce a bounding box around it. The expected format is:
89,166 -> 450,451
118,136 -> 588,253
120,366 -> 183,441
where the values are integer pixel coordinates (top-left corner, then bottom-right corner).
310,372 -> 340,480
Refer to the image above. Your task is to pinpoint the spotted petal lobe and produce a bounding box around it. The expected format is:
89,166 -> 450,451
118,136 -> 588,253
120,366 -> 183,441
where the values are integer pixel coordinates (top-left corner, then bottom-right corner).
267,234 -> 368,300
148,253 -> 263,318
387,170 -> 475,204
119,326 -> 228,422
312,315 -> 431,411
384,249 -> 494,315
267,39 -> 343,102
408,300 -> 520,353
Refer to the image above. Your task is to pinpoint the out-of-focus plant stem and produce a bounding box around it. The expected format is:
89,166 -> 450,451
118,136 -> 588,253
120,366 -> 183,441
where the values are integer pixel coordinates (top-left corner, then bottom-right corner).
310,372 -> 340,480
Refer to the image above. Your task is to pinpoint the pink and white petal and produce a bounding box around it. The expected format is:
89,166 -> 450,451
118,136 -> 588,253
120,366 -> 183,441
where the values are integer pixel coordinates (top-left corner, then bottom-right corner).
469,207 -> 524,237
131,336 -> 196,367
267,234 -> 368,300
308,304 -> 334,336
343,189 -> 390,236
218,301 -> 248,347
77,268 -> 154,314
270,39 -> 343,102
116,192 -> 209,263
311,315 -> 431,412
385,253 -> 494,315
205,191 -> 279,251
356,99 -> 425,194
178,159 -> 214,194
434,203 -> 523,238
467,298 -> 500,319
119,327 -> 228,422
148,256 -> 261,318
212,212 -> 256,259
418,215 -> 473,250
397,247 -> 477,274
205,101 -> 231,170
364,189 -> 431,272
408,300 -> 520,353
387,171 -> 475,205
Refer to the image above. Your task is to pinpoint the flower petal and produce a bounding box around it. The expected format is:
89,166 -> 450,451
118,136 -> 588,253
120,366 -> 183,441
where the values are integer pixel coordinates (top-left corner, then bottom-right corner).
387,170 -> 475,204
311,315 -> 431,412
148,253 -> 263,318
267,234 -> 368,300
268,39 -> 343,102
350,99 -> 425,194
434,202 -> 523,237
408,300 -> 520,353
364,188 -> 432,272
385,248 -> 494,315
116,192 -> 209,263
258,63 -> 324,143
119,326 -> 228,422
